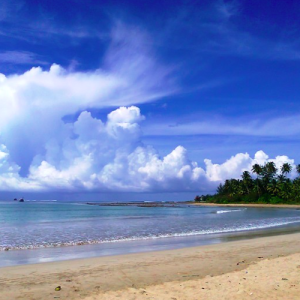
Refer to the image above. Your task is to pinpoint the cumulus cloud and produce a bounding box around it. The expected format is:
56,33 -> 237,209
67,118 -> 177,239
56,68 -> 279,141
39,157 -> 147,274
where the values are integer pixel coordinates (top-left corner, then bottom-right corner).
0,144 -> 41,191
0,104 -> 297,193
0,25 -> 176,173
205,150 -> 297,182
24,106 -> 210,192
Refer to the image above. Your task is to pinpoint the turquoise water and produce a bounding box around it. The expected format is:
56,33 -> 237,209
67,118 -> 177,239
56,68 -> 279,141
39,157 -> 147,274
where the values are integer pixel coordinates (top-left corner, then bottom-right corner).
2,201 -> 300,250
1,201 -> 300,266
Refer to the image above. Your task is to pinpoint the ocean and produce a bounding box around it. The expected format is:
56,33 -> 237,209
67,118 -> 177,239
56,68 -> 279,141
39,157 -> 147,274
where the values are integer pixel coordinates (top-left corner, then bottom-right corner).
1,200 -> 300,267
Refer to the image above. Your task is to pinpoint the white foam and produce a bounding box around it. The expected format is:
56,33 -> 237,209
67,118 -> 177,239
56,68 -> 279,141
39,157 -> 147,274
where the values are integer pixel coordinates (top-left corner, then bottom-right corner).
216,209 -> 245,214
2,218 -> 300,252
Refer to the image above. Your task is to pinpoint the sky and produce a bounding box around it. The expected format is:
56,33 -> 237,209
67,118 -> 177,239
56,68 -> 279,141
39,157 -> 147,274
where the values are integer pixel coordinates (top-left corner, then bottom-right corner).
0,0 -> 299,201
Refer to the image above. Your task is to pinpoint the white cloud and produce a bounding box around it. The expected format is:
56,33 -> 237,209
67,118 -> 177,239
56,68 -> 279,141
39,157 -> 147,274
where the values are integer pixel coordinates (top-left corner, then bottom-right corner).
205,150 -> 297,182
0,25 -> 176,172
0,104 -> 297,193
0,144 -> 41,191
205,152 -> 253,181
25,107 -> 209,192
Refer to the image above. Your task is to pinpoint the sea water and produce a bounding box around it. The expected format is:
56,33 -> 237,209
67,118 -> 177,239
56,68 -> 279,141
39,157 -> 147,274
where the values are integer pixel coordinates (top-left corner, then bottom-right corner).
1,201 -> 300,266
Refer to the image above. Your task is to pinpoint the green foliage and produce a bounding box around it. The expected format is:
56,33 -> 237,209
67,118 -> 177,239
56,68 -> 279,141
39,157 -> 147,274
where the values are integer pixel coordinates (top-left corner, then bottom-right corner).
197,162 -> 300,204
296,164 -> 300,175
194,194 -> 212,202
241,193 -> 258,203
269,196 -> 283,204
257,194 -> 272,203
194,195 -> 201,202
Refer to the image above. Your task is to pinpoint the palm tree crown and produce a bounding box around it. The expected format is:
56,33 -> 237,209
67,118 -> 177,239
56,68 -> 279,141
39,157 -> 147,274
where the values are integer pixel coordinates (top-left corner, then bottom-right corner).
296,164 -> 300,176
242,171 -> 251,181
265,162 -> 277,176
281,163 -> 292,175
252,164 -> 262,176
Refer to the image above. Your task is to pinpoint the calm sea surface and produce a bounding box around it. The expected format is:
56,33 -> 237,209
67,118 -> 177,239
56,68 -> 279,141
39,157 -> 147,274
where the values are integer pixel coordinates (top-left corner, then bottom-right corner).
1,201 -> 300,266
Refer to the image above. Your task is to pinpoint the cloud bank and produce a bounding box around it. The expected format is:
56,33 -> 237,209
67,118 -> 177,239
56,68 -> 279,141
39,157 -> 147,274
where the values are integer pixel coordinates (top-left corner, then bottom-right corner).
0,104 -> 297,193
0,25 -> 176,174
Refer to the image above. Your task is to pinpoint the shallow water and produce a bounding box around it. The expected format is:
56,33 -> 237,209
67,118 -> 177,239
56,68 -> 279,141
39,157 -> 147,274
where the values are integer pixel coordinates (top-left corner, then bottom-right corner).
1,201 -> 300,266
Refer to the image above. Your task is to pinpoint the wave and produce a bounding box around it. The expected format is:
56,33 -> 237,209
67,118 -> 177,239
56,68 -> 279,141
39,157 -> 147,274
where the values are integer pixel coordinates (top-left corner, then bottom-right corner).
2,218 -> 300,251
216,209 -> 246,214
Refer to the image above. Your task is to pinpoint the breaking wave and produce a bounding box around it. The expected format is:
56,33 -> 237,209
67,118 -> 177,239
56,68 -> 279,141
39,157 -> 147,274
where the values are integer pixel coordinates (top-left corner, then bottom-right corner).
2,217 -> 300,251
216,209 -> 246,214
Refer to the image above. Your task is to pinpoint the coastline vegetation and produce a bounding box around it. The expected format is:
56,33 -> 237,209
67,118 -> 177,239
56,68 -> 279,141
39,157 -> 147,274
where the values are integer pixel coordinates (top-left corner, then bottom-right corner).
195,162 -> 300,204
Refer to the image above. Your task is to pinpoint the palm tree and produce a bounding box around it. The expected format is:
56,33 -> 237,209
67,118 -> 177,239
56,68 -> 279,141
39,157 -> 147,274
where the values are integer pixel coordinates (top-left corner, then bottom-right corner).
223,180 -> 231,195
278,180 -> 292,201
265,162 -> 277,178
277,174 -> 286,183
216,184 -> 225,195
281,163 -> 292,176
253,178 -> 262,196
292,177 -> 300,201
228,179 -> 239,196
267,179 -> 280,196
241,171 -> 252,194
296,164 -> 300,177
252,164 -> 264,196
259,162 -> 277,192
242,170 -> 251,181
252,164 -> 263,177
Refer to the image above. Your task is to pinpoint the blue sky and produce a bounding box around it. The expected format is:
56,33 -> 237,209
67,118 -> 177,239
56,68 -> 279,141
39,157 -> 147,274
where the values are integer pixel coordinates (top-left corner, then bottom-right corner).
0,0 -> 299,200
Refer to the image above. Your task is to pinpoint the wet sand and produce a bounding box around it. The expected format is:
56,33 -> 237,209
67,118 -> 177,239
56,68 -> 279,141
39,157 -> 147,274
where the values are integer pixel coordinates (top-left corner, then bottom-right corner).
1,232 -> 300,299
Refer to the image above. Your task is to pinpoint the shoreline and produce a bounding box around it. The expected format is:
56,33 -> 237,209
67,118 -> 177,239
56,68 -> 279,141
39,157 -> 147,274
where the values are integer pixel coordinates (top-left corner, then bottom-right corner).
191,202 -> 300,208
2,216 -> 300,265
88,201 -> 300,209
2,232 -> 300,299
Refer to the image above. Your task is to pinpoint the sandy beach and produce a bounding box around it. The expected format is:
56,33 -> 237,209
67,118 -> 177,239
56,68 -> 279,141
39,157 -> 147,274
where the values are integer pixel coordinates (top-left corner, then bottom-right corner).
191,202 -> 300,208
86,252 -> 300,300
1,232 -> 300,300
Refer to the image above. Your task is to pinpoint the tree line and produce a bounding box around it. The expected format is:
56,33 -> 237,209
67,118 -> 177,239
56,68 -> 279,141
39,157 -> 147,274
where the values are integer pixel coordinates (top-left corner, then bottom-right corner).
195,162 -> 300,204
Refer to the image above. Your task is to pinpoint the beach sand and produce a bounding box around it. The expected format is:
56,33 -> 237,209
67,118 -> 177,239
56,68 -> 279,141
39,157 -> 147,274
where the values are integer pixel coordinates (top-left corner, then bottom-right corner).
1,232 -> 300,299
86,253 -> 300,300
191,202 -> 300,208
